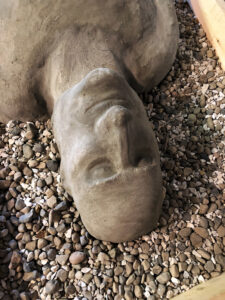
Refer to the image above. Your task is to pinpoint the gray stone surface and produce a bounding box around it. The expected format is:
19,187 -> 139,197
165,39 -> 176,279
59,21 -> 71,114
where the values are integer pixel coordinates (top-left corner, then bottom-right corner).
0,0 -> 178,122
53,68 -> 163,242
45,280 -> 60,295
19,209 -> 35,223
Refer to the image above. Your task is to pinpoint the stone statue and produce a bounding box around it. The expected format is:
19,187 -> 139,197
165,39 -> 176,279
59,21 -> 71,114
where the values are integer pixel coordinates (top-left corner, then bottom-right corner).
0,0 -> 178,241
53,68 -> 164,242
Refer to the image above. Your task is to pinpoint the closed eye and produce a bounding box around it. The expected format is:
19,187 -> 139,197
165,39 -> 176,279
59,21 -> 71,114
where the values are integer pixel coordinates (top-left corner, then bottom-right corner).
86,159 -> 115,182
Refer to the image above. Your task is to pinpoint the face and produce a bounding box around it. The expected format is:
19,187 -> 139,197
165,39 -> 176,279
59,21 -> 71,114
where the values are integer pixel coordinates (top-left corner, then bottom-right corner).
53,68 -> 163,242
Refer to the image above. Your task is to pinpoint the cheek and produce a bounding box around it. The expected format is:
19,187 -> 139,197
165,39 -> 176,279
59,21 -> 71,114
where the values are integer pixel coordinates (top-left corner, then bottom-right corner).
64,138 -> 104,184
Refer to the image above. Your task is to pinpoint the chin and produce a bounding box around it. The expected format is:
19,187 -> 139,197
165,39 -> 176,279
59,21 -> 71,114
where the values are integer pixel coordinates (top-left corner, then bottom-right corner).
74,165 -> 163,242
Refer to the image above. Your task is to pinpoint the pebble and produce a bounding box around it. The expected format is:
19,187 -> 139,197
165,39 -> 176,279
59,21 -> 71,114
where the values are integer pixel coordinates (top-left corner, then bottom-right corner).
190,232 -> 203,247
81,273 -> 93,284
157,284 -> 166,297
0,229 -> 8,238
33,143 -> 43,153
0,215 -> 6,222
19,209 -> 35,223
23,166 -> 33,177
147,296 -> 156,300
204,261 -> 214,273
56,223 -> 66,233
124,291 -> 134,300
8,251 -> 22,269
54,201 -> 67,211
142,260 -> 150,271
148,280 -> 157,293
23,144 -> 34,159
114,266 -> 123,276
183,167 -> 192,176
69,251 -> 86,265
152,265 -> 162,275
179,227 -> 192,238
25,241 -> 37,251
37,239 -> 48,249
0,180 -> 11,190
178,262 -> 187,272
141,242 -> 150,253
23,270 -> 38,281
207,49 -> 213,58
215,254 -> 225,269
97,252 -> 110,263
47,196 -> 57,208
56,254 -> 69,266
199,204 -> 208,215
47,249 -> 57,260
15,199 -> 26,210
191,265 -> 200,276
170,265 -> 179,278
134,285 -> 143,298
207,117 -> 214,130
217,226 -> 225,237
188,114 -> 197,123
20,292 -> 30,300
23,262 -> 35,272
156,272 -> 171,284
46,160 -> 59,172
197,249 -> 211,260
57,269 -> 68,282
199,217 -> 208,228
194,227 -> 208,238
45,280 -> 60,294
80,235 -> 88,246
45,175 -> 53,185
8,239 -> 17,249
65,284 -> 76,295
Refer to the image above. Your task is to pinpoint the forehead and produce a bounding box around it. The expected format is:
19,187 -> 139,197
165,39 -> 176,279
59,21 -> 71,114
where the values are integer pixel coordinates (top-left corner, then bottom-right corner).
59,72 -> 141,123
52,69 -> 145,151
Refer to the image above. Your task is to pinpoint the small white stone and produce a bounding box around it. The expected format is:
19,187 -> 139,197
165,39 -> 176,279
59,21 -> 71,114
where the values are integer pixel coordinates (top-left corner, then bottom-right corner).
171,277 -> 180,285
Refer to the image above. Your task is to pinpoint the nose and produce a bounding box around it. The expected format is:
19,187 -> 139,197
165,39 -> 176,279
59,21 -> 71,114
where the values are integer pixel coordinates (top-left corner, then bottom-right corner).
95,105 -> 132,170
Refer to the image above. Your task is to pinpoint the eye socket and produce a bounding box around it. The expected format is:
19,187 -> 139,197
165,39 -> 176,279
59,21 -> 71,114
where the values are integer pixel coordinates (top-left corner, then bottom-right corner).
87,159 -> 115,182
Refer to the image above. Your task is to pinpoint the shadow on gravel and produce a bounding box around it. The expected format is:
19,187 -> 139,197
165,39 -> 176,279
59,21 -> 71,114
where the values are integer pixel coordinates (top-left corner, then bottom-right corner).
141,2 -> 224,256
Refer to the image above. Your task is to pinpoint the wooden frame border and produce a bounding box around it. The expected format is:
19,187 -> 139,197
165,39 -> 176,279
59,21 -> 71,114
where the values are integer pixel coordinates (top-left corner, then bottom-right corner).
190,0 -> 225,70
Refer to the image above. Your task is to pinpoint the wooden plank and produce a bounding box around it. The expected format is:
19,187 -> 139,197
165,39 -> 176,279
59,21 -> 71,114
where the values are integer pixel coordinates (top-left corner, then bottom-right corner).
190,0 -> 225,70
172,272 -> 225,300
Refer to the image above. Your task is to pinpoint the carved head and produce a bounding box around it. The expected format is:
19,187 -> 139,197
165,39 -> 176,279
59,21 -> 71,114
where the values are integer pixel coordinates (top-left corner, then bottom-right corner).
52,68 -> 163,242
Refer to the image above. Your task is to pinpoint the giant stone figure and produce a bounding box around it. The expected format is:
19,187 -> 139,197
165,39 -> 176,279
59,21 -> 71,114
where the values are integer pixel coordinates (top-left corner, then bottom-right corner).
0,0 -> 179,242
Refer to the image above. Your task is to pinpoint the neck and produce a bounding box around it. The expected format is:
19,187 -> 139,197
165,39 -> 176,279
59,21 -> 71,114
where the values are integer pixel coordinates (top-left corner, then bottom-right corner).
40,27 -> 127,114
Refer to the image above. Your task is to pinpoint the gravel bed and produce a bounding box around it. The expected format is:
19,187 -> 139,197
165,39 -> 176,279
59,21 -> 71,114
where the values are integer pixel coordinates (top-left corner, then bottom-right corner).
0,2 -> 225,300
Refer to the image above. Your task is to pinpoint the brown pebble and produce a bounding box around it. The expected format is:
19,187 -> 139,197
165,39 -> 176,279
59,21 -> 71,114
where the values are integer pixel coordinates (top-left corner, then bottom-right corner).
25,241 -> 37,251
69,251 -> 86,265
9,251 -> 22,270
140,242 -> 150,253
23,166 -> 33,177
190,232 -> 203,248
179,227 -> 192,238
217,226 -> 225,237
199,204 -> 208,214
194,227 -> 208,239
0,180 -> 11,190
